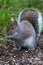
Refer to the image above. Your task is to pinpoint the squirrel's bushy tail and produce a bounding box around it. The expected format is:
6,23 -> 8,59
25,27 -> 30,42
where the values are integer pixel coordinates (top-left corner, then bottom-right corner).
18,8 -> 42,40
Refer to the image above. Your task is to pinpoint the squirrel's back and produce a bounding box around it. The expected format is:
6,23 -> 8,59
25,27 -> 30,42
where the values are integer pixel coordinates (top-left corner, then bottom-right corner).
18,8 -> 42,40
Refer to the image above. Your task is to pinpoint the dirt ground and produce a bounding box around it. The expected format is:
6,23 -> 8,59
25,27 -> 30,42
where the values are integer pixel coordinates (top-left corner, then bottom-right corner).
0,34 -> 43,65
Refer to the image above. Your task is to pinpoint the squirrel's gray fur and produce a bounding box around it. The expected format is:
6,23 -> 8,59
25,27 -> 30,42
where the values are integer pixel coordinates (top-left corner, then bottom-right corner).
6,8 -> 42,51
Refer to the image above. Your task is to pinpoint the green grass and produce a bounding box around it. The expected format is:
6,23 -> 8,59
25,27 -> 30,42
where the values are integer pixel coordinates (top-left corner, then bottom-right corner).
0,0 -> 43,35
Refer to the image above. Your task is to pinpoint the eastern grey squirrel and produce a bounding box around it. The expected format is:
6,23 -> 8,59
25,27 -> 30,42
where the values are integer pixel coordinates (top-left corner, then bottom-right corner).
6,8 -> 42,51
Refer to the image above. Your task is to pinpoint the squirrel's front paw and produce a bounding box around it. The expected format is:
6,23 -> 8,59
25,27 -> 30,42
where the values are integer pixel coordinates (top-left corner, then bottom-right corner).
13,46 -> 21,50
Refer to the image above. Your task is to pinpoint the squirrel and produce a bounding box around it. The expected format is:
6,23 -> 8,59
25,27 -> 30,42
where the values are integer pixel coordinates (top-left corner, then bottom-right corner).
6,8 -> 42,51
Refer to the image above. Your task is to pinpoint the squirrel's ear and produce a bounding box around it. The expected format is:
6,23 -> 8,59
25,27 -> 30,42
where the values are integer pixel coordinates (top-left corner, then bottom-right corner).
10,17 -> 18,25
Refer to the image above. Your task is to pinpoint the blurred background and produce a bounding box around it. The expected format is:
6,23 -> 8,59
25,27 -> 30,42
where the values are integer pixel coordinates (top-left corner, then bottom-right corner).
0,0 -> 43,35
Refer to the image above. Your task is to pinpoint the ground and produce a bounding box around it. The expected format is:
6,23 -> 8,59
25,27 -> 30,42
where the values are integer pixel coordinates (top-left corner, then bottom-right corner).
0,34 -> 43,65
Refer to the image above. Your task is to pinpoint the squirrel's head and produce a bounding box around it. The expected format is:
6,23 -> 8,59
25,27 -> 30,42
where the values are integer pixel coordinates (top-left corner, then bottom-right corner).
6,18 -> 18,35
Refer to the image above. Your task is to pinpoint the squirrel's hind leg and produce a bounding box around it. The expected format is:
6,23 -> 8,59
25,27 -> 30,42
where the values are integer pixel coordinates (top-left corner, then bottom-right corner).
27,42 -> 37,51
24,36 -> 37,51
